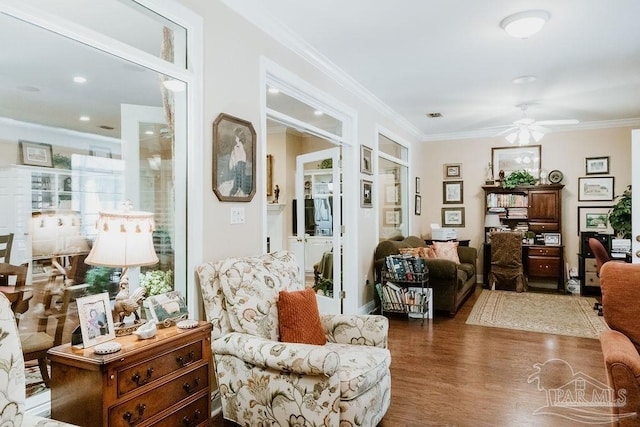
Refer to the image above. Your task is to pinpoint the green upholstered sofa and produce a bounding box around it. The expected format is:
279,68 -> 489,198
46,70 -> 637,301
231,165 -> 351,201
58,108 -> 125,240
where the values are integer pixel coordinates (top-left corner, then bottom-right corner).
374,236 -> 478,317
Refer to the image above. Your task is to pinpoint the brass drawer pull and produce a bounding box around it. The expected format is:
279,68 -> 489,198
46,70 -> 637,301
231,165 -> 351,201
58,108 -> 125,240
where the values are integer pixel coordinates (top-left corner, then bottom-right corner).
183,377 -> 200,394
176,350 -> 195,367
123,403 -> 146,425
132,367 -> 154,387
182,409 -> 201,427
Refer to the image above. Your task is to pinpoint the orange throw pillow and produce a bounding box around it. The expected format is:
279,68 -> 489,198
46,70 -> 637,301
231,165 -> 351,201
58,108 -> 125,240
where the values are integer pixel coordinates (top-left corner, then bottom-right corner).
277,288 -> 326,345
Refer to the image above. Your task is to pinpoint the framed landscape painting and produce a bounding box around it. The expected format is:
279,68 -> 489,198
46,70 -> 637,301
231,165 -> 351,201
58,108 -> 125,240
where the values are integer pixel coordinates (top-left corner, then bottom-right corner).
578,206 -> 614,235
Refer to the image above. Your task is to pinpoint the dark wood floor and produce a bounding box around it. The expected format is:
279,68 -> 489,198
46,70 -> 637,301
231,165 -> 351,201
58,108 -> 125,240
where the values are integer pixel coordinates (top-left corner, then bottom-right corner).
213,285 -> 607,426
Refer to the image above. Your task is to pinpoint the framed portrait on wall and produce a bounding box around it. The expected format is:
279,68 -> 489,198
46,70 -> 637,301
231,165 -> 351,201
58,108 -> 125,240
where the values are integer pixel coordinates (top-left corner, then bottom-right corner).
361,179 -> 373,208
360,145 -> 373,175
212,113 -> 256,202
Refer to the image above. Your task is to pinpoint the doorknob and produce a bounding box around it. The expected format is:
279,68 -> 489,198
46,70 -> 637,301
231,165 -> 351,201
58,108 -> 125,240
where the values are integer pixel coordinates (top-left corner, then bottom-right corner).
636,235 -> 640,242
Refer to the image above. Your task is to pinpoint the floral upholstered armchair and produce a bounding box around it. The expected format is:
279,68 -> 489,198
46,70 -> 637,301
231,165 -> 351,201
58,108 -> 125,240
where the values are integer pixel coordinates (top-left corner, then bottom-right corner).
197,251 -> 391,426
0,293 -> 78,426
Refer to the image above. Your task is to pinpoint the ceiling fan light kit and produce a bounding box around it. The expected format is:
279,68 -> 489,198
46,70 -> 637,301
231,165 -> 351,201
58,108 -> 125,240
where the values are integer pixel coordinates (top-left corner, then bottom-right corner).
500,10 -> 550,39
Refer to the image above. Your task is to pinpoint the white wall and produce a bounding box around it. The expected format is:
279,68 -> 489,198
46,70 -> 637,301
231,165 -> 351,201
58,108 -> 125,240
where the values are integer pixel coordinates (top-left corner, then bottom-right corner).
177,0 -> 420,311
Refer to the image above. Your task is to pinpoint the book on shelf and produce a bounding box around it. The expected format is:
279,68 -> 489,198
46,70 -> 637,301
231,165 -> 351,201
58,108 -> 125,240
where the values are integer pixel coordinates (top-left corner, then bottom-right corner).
384,255 -> 428,281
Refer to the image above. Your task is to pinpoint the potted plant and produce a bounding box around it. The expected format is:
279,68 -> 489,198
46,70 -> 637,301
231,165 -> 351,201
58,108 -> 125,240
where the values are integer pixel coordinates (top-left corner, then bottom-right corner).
608,185 -> 632,238
503,170 -> 537,189
139,269 -> 173,297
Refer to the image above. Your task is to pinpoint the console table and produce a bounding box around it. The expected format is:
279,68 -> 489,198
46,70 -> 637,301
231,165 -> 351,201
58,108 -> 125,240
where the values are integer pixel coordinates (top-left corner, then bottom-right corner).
48,322 -> 213,426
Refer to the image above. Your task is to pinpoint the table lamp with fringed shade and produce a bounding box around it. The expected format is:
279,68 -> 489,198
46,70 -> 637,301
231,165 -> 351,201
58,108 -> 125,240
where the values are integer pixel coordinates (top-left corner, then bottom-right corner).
85,208 -> 158,334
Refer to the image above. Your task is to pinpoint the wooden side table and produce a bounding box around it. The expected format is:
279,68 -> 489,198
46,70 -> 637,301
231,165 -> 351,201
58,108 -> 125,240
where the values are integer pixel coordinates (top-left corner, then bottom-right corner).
48,321 -> 213,427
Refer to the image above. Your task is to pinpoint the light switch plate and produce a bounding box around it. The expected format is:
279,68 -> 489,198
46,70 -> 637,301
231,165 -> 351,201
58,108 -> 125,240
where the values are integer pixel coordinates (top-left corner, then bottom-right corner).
230,207 -> 245,224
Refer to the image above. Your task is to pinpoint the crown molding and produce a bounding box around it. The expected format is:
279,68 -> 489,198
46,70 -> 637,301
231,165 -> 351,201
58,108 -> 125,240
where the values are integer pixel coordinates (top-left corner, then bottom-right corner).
220,0 -> 424,141
422,117 -> 640,142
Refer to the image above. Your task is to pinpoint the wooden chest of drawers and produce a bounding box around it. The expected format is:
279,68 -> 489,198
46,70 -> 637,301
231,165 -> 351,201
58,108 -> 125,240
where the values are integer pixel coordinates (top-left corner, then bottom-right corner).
526,245 -> 564,289
49,322 -> 213,427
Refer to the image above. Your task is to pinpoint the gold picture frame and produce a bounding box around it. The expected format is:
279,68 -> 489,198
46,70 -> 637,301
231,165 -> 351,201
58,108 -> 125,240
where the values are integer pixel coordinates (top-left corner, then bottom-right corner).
212,113 -> 257,202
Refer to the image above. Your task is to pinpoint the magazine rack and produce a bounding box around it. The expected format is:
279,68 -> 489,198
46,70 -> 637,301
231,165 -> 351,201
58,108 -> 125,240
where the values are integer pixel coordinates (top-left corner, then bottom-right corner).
376,255 -> 432,324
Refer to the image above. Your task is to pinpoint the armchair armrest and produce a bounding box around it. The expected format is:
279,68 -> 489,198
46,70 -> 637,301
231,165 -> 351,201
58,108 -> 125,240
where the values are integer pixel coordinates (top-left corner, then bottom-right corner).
319,313 -> 388,348
425,258 -> 457,278
458,246 -> 477,265
214,332 -> 340,376
600,330 -> 640,410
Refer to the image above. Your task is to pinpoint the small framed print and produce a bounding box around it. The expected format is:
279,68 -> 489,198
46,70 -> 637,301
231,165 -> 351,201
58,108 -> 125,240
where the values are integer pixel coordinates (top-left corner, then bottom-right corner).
361,179 -> 373,208
415,195 -> 422,215
76,292 -> 115,348
444,163 -> 462,179
20,140 -> 53,168
144,290 -> 189,328
585,156 -> 609,175
443,181 -> 463,204
441,207 -> 465,228
577,206 -> 614,235
360,145 -> 373,175
415,177 -> 421,194
543,233 -> 561,246
578,176 -> 615,201
383,208 -> 401,226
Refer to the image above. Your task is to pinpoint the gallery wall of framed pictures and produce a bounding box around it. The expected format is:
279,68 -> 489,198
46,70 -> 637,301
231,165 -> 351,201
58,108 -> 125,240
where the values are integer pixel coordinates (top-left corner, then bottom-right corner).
441,163 -> 464,227
576,155 -> 616,236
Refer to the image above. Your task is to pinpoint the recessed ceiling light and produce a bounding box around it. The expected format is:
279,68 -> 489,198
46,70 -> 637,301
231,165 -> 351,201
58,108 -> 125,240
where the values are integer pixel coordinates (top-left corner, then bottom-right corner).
268,87 -> 280,94
314,110 -> 324,116
500,10 -> 550,39
73,76 -> 87,84
144,130 -> 154,135
79,115 -> 90,121
427,112 -> 443,118
512,75 -> 537,84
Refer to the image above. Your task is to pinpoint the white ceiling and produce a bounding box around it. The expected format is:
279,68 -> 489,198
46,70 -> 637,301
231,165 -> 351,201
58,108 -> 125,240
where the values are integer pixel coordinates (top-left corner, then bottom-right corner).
229,0 -> 640,141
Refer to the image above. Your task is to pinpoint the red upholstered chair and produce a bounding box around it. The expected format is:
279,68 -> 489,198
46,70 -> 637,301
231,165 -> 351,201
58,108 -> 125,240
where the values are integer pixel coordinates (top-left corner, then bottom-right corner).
599,262 -> 640,425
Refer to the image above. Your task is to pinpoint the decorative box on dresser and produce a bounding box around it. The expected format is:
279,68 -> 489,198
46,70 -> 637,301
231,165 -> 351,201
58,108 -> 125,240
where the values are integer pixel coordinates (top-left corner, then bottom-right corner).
48,322 -> 213,427
482,184 -> 565,291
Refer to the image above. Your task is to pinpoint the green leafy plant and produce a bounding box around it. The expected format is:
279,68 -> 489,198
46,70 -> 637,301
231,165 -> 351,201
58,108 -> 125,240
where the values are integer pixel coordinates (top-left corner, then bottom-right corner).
608,185 -> 632,238
140,270 -> 173,296
52,153 -> 72,169
85,267 -> 116,295
314,278 -> 333,298
503,170 -> 537,189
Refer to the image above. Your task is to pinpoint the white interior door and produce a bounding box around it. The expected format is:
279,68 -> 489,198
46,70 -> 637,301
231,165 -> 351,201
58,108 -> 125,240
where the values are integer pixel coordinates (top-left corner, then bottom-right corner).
296,148 -> 342,314
632,129 -> 640,263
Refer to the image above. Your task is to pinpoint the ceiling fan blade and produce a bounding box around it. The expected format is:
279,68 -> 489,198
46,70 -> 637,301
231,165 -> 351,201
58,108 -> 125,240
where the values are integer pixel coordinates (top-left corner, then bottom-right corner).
497,126 -> 518,136
535,119 -> 579,126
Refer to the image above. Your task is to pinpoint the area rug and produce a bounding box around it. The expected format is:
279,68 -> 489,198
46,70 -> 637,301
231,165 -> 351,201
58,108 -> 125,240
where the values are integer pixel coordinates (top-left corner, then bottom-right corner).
25,365 -> 47,399
466,290 -> 609,339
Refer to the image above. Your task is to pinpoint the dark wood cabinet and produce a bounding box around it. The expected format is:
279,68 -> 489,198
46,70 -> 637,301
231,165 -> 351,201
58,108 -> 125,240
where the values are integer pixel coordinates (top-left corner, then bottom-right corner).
483,184 -> 564,291
48,322 -> 213,427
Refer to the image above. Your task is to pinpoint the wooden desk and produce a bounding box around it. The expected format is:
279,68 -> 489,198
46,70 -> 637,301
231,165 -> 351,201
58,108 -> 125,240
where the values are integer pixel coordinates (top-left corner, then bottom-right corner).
483,244 -> 564,291
49,322 -> 213,427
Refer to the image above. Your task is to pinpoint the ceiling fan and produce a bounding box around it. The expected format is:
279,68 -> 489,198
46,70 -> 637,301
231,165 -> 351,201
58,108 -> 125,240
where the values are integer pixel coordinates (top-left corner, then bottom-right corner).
499,104 -> 579,145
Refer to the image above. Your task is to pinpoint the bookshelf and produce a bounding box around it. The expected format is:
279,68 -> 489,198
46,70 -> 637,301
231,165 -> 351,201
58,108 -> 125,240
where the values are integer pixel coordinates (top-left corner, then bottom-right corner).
376,255 -> 432,323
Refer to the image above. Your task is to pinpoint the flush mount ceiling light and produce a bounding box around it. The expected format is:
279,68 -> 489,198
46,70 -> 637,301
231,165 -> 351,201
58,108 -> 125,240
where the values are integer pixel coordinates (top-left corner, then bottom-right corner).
512,75 -> 537,84
500,10 -> 550,39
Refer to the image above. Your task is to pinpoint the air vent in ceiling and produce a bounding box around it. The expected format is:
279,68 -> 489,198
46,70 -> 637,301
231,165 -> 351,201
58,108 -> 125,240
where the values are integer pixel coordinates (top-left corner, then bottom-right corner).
99,125 -> 115,130
427,112 -> 442,118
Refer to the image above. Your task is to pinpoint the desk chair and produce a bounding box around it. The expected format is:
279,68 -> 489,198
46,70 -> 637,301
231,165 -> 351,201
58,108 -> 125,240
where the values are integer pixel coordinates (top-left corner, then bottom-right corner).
0,233 -> 13,263
0,262 -> 31,324
488,232 -> 527,292
588,238 -> 620,316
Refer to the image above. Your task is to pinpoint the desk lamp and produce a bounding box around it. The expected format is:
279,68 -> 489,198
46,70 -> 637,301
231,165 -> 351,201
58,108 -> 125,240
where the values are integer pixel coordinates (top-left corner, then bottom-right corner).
85,205 -> 158,335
